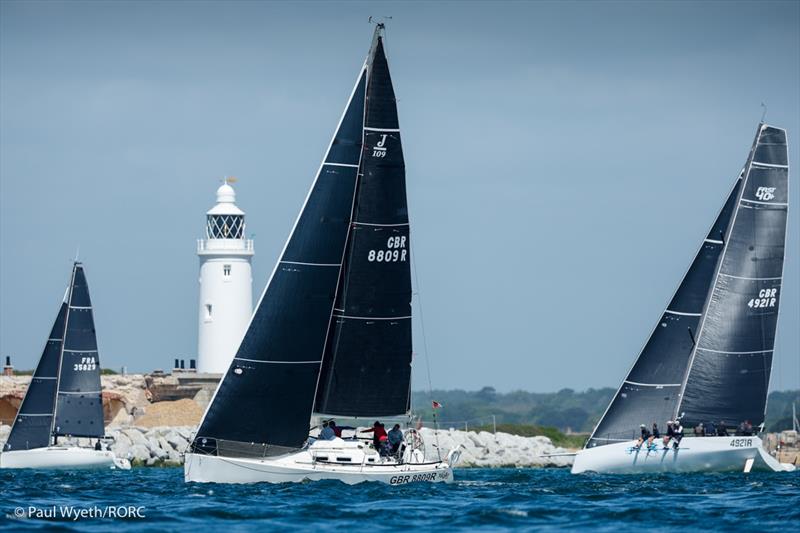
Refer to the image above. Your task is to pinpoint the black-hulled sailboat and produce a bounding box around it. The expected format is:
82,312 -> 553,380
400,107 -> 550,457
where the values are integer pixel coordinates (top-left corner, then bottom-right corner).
573,123 -> 794,473
184,25 -> 459,484
1,262 -> 129,469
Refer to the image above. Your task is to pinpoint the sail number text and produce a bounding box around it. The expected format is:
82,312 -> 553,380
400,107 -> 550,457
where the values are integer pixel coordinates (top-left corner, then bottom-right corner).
747,288 -> 777,309
74,356 -> 97,372
367,236 -> 407,263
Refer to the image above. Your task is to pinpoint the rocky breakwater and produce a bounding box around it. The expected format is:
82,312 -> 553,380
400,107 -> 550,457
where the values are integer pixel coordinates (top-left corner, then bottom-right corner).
419,428 -> 574,468
106,426 -> 195,466
103,427 -> 574,468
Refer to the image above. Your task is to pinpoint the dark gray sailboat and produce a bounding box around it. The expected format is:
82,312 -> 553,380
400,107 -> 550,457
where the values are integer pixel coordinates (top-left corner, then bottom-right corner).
574,123 -> 794,473
1,262 -> 128,469
184,24 -> 458,484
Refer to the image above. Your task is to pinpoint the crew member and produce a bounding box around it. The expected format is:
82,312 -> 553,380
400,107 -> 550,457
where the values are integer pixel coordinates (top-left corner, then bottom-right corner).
635,424 -> 651,449
361,421 -> 388,449
716,421 -> 728,436
663,421 -> 674,448
388,424 -> 404,455
672,421 -> 684,449
319,421 -> 336,440
649,423 -> 660,447
329,420 -> 342,438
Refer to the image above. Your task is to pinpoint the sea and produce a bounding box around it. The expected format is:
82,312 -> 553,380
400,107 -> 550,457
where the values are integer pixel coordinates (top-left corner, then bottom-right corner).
1,467 -> 797,531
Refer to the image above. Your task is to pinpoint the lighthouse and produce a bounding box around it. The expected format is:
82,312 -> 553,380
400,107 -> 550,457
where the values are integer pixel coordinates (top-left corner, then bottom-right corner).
197,179 -> 254,374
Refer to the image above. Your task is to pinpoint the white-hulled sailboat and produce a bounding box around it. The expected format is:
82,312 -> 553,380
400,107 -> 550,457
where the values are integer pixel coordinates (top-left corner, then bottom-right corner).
184,24 -> 460,485
573,123 -> 794,474
1,262 -> 130,470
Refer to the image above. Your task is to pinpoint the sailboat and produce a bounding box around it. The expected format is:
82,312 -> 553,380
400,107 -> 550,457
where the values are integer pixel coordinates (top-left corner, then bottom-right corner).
184,24 -> 460,484
1,262 -> 129,469
573,123 -> 795,474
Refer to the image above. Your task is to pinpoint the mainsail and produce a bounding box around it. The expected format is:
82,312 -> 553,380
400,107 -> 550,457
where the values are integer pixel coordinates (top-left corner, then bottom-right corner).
314,32 -> 412,417
3,304 -> 67,451
53,263 -> 105,438
677,124 -> 789,428
586,176 -> 743,447
4,262 -> 104,450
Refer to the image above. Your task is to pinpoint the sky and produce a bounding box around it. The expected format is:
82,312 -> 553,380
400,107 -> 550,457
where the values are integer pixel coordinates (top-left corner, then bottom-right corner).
1,0 -> 798,393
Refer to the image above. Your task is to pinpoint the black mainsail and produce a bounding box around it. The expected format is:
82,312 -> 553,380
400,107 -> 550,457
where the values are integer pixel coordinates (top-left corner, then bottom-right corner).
4,262 -> 105,451
677,124 -> 789,429
314,32 -> 412,418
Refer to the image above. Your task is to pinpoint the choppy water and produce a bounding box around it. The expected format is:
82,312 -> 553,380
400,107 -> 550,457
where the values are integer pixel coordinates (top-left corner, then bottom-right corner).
1,467 -> 798,531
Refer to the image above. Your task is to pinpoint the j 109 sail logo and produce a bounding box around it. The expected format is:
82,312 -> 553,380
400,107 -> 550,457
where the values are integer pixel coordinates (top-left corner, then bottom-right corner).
367,236 -> 407,263
372,134 -> 388,158
747,287 -> 777,309
755,187 -> 776,201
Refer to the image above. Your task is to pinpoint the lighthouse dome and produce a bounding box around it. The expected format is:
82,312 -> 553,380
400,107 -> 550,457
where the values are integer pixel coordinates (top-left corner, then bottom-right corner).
216,183 -> 236,204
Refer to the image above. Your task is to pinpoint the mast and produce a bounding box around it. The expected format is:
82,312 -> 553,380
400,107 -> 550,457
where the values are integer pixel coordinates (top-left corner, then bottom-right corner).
676,123 -> 789,429
50,265 -> 76,442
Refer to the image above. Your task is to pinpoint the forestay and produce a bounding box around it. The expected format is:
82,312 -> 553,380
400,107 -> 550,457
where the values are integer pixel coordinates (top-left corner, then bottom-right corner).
678,124 -> 789,428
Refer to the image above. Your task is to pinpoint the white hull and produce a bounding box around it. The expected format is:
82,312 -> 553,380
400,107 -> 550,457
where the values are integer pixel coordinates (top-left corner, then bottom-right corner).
185,438 -> 458,485
572,436 -> 796,474
0,447 -> 130,470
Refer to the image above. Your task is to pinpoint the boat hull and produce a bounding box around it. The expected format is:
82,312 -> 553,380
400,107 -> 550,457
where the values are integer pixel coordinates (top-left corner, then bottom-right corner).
572,436 -> 796,474
184,438 -> 458,485
0,447 -> 129,470
185,453 -> 453,485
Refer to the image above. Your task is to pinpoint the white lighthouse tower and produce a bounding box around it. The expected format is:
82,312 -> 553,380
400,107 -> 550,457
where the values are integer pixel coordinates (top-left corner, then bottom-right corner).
197,179 -> 254,374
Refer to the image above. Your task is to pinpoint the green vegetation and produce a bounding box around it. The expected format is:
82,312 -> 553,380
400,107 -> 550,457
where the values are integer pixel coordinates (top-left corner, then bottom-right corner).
473,423 -> 588,449
413,387 -> 799,435
100,368 -> 119,375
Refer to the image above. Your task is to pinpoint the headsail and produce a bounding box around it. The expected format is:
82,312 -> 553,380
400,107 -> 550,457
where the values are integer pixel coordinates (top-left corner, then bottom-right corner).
586,175 -> 743,447
53,263 -> 105,438
192,52 -> 367,455
314,28 -> 413,418
677,124 -> 789,429
3,303 -> 67,451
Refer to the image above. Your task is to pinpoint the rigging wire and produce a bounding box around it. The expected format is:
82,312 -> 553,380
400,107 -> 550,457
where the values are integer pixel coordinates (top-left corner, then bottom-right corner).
410,232 -> 442,461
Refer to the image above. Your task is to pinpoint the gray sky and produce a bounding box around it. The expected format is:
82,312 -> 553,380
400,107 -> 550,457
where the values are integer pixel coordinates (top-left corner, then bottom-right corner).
1,1 -> 798,392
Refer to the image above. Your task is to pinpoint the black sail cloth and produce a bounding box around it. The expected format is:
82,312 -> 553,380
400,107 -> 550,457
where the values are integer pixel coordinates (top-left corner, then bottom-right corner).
193,67 -> 367,454
315,36 -> 413,418
193,28 -> 414,456
54,263 -> 105,438
4,304 -> 66,451
4,262 -> 105,450
678,125 -> 789,429
586,177 -> 742,447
